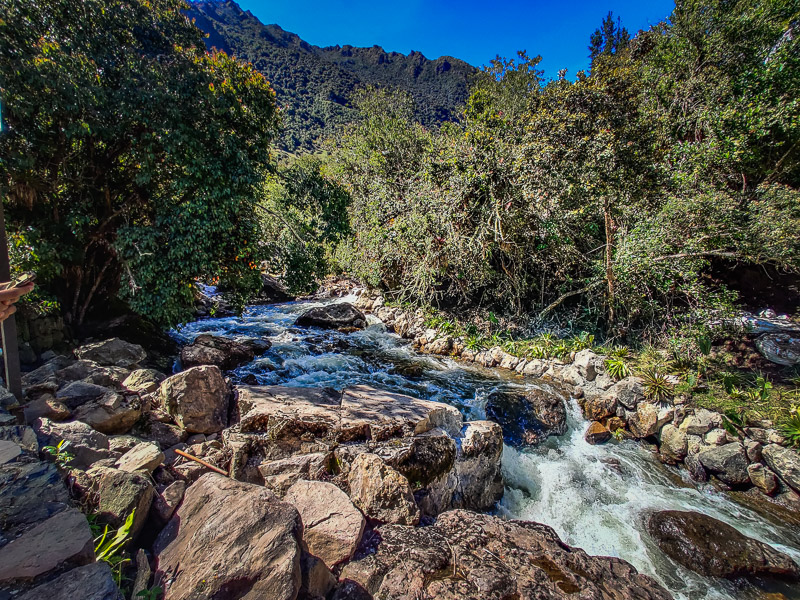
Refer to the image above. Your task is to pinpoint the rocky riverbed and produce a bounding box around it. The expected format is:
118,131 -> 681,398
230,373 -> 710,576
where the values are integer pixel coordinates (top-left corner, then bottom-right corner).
0,289 -> 798,600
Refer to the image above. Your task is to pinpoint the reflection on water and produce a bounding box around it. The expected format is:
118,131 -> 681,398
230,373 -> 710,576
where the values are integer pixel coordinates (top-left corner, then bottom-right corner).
174,297 -> 800,600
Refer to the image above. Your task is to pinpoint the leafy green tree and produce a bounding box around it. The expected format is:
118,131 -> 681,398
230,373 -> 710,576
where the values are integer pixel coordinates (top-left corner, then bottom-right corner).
0,0 -> 280,326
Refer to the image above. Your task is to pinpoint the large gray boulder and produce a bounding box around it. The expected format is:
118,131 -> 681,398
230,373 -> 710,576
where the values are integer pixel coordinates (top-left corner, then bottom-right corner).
72,391 -> 141,434
698,443 -> 750,486
285,480 -> 365,568
762,443 -> 800,493
339,509 -> 671,600
180,334 -> 271,371
647,510 -> 799,580
295,302 -> 367,330
154,473 -> 302,600
16,561 -> 123,600
159,365 -> 229,434
75,338 -> 146,369
34,418 -> 113,469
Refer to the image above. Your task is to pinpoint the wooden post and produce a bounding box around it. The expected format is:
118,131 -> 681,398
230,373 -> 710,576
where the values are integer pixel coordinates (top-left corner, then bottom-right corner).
0,100 -> 22,400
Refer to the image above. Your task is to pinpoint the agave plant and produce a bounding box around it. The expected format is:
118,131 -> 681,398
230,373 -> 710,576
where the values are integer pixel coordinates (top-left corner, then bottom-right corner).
779,406 -> 800,448
639,368 -> 675,404
605,357 -> 630,381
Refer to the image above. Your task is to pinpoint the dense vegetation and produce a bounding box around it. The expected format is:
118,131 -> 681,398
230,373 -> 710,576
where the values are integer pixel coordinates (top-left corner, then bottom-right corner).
0,0 -> 280,326
330,0 -> 800,348
188,0 -> 476,151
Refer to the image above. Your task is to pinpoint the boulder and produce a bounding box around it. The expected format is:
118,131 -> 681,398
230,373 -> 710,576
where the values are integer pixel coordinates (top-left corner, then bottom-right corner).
604,377 -> 645,410
0,508 -> 94,583
122,369 -> 166,394
254,273 -> 294,304
347,453 -> 420,525
572,349 -> 601,381
658,424 -> 688,463
583,394 -> 617,421
151,480 -> 186,524
647,510 -> 799,580
680,408 -> 722,435
21,356 -> 74,389
96,468 -> 155,538
153,473 -> 302,600
339,509 -> 671,600
295,302 -> 367,330
258,453 -> 333,494
485,388 -> 566,447
755,332 -> 800,366
56,360 -> 129,388
748,463 -> 779,495
72,391 -> 141,434
159,365 -> 228,434
584,421 -> 611,444
698,443 -> 750,486
0,440 -> 21,465
0,461 -> 69,538
762,443 -> 800,493
75,338 -> 146,368
629,402 -> 660,438
285,480 -> 365,568
34,418 -> 113,469
54,381 -> 109,410
180,334 -> 270,371
23,394 -> 72,423
15,561 -> 123,600
449,420 -> 504,511
684,453 -> 708,481
115,442 -> 164,473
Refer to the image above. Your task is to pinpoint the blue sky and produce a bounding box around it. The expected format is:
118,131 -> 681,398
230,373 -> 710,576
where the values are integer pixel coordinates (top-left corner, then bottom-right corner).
236,0 -> 675,79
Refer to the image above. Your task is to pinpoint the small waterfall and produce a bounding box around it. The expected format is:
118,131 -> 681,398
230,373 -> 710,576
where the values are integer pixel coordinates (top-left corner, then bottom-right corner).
174,298 -> 800,600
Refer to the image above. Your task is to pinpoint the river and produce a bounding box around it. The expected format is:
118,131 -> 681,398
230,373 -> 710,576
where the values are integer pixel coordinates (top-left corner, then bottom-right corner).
174,295 -> 800,600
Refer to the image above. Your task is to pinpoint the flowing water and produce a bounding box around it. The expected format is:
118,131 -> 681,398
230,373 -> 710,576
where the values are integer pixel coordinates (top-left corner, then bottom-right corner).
174,296 -> 800,600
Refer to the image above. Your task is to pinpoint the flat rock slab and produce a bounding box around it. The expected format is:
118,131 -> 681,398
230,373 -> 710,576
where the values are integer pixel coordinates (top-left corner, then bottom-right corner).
0,461 -> 69,538
16,561 -> 123,600
75,338 -> 146,368
340,509 -> 671,599
285,480 -> 365,568
237,384 -> 462,442
115,442 -> 164,473
0,508 -> 94,582
647,510 -> 800,580
154,473 -> 302,600
0,440 -> 21,465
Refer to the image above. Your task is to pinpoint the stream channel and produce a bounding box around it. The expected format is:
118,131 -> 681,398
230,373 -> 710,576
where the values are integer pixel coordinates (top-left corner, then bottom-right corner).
173,295 -> 800,600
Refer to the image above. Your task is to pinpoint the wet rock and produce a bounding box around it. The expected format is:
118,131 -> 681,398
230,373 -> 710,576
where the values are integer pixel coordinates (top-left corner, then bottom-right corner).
341,509 -> 671,600
584,421 -> 611,444
658,424 -> 688,463
285,480 -> 365,568
0,508 -> 94,583
180,334 -> 270,371
153,473 -> 302,600
647,510 -> 800,580
72,391 -> 141,434
115,442 -> 164,473
35,418 -> 113,469
748,463 -> 779,495
16,560 -> 123,600
485,388 -> 566,447
295,302 -> 367,330
75,338 -> 146,369
680,408 -> 722,435
698,443 -> 750,486
762,443 -> 800,494
122,369 -> 166,394
159,365 -> 229,434
684,453 -> 708,481
254,273 -> 294,304
583,394 -> 617,421
54,381 -> 109,410
348,453 -> 420,525
96,468 -> 155,538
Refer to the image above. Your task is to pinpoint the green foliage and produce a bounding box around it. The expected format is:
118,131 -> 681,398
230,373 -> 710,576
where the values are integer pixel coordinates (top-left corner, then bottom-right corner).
697,336 -> 712,357
0,0 -> 280,326
94,509 -> 135,586
42,440 -> 74,469
257,156 -> 351,295
137,588 -> 163,600
780,406 -> 800,447
639,369 -> 675,404
605,357 -> 631,381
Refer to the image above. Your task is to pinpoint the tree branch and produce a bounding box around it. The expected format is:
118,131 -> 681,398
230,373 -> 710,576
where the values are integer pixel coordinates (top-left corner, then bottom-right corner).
537,279 -> 603,322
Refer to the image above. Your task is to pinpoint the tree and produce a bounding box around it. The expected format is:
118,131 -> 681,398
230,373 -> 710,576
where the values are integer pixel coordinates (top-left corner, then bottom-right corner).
589,12 -> 631,66
0,0 -> 280,326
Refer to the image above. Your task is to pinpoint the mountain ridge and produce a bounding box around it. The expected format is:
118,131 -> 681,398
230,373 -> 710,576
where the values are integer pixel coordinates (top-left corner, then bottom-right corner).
187,0 -> 477,151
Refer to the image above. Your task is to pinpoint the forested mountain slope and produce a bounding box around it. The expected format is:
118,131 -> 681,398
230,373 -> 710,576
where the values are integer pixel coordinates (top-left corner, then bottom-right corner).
188,0 -> 477,150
